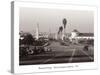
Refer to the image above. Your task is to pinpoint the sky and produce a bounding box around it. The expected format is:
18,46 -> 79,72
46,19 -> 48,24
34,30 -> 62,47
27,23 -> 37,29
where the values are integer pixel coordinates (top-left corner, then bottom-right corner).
19,7 -> 94,34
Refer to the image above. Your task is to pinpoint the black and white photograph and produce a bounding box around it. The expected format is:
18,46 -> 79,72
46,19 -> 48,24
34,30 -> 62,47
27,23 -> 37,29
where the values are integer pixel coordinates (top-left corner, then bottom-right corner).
10,1 -> 98,73
19,7 -> 94,65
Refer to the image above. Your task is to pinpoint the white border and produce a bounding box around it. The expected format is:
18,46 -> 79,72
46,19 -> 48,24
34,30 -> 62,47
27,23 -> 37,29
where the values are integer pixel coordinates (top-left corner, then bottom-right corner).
13,1 -> 98,74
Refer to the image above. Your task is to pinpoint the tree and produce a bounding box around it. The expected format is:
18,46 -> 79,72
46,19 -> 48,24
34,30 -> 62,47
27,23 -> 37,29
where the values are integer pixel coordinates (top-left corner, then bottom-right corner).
20,33 -> 35,45
63,18 -> 67,29
62,18 -> 67,40
58,26 -> 63,34
59,26 -> 63,32
58,26 -> 63,40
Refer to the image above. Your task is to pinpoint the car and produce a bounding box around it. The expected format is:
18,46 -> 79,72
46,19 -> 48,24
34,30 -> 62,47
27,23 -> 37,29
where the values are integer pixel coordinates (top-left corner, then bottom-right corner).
29,46 -> 52,54
44,47 -> 52,52
20,45 -> 52,56
83,45 -> 89,51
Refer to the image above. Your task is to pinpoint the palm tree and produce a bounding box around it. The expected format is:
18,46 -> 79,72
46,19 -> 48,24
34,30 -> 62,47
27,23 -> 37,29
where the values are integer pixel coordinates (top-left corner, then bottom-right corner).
62,18 -> 67,40
58,26 -> 63,34
58,26 -> 63,40
59,26 -> 63,32
63,18 -> 67,29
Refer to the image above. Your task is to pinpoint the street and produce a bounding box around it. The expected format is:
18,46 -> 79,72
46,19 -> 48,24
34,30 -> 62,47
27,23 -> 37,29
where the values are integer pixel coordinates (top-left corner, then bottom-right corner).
20,41 -> 94,65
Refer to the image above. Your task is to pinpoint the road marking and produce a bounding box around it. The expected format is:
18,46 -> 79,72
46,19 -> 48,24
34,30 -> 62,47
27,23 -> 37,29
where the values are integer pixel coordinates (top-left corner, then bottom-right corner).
42,53 -> 56,64
68,49 -> 76,63
81,50 -> 93,60
43,49 -> 76,63
43,58 -> 54,63
43,51 -> 69,64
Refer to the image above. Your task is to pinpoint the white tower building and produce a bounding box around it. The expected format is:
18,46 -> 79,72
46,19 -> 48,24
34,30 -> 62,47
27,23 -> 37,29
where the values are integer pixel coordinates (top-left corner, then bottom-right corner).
35,23 -> 39,40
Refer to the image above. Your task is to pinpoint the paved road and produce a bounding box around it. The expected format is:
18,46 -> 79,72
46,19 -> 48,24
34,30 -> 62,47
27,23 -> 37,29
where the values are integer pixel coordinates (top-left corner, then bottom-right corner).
20,41 -> 94,65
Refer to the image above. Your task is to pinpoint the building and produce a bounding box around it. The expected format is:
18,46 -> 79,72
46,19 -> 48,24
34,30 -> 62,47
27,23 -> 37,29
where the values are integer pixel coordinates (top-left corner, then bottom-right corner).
69,29 -> 94,44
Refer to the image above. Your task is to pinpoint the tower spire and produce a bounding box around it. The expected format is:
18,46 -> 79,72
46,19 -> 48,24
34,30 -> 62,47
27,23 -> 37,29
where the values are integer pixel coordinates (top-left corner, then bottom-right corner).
35,23 -> 39,40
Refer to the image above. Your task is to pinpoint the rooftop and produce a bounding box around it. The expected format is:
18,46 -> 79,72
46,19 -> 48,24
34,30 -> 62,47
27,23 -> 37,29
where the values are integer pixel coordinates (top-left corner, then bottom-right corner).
78,33 -> 94,37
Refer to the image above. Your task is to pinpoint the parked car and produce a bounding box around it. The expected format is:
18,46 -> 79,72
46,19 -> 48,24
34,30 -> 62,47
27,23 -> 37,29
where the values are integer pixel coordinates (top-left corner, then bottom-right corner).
83,45 -> 89,51
33,46 -> 52,54
44,47 -> 52,52
20,45 -> 52,57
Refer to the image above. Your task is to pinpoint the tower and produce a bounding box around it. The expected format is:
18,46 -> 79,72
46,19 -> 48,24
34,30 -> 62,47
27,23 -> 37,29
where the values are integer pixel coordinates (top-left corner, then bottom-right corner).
35,23 -> 39,40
